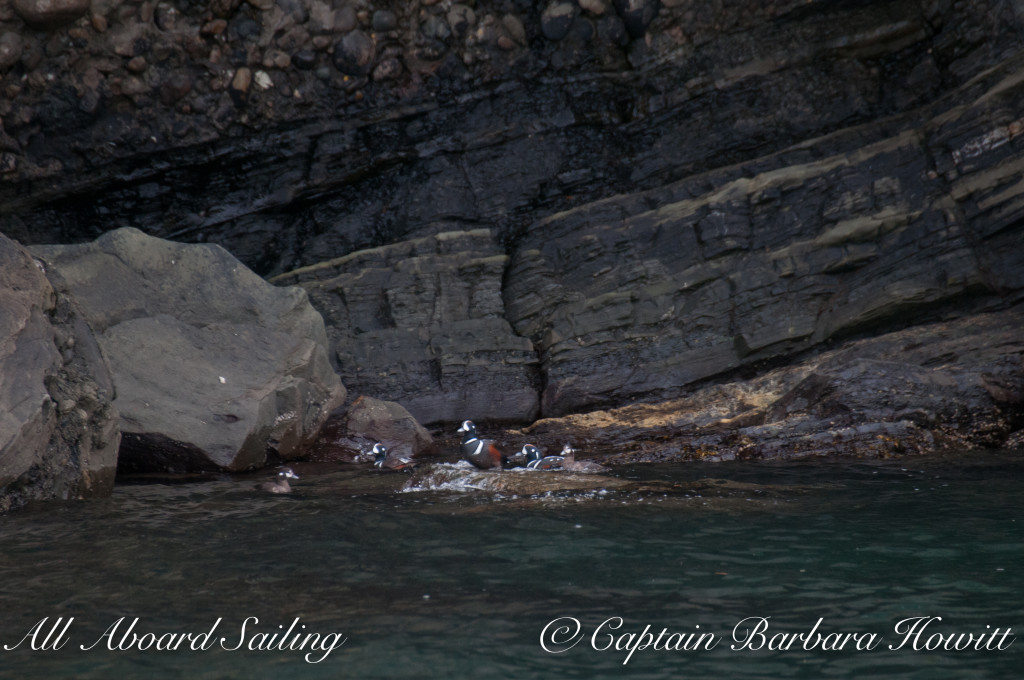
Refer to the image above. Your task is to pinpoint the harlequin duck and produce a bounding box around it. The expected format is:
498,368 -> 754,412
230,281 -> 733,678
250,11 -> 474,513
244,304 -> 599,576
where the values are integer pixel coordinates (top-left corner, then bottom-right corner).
373,443 -> 416,471
259,467 -> 299,493
523,444 -> 565,470
560,444 -> 609,473
457,420 -> 509,470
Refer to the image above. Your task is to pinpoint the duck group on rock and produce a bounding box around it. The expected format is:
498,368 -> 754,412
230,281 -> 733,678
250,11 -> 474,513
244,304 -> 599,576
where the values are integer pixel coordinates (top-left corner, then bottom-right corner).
257,422 -> 612,492
457,421 -> 609,474
522,444 -> 565,470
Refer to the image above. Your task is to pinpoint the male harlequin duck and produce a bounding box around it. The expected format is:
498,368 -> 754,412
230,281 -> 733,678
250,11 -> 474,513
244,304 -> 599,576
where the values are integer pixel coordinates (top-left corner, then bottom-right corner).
560,444 -> 609,473
373,443 -> 416,471
259,467 -> 299,493
523,444 -> 565,470
457,420 -> 509,470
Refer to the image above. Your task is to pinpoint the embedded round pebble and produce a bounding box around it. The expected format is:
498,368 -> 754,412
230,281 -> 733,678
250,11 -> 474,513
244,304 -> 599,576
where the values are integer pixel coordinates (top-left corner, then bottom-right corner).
372,9 -> 397,32
332,29 -> 375,76
541,1 -> 578,41
614,0 -> 660,38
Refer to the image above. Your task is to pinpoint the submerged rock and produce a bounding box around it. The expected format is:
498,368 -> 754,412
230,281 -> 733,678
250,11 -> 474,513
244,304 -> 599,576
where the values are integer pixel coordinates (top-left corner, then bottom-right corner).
401,461 -> 627,495
0,233 -> 119,512
30,228 -> 345,473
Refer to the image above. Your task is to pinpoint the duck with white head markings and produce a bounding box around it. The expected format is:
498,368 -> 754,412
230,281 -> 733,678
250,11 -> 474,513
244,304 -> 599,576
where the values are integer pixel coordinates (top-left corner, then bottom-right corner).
259,467 -> 299,493
521,444 -> 564,470
373,443 -> 416,471
560,443 -> 610,473
457,420 -> 509,470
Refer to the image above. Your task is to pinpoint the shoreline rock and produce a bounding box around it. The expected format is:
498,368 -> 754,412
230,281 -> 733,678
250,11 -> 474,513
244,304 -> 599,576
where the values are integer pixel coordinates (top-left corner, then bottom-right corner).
511,305 -> 1024,462
29,228 -> 346,473
306,395 -> 435,462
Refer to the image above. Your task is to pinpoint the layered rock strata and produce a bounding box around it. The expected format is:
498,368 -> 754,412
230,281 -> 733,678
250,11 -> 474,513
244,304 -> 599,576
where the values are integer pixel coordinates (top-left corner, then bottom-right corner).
506,53 -> 1024,415
273,228 -> 538,425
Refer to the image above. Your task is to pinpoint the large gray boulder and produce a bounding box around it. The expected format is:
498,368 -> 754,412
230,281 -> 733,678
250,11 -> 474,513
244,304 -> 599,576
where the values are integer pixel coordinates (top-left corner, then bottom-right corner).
30,228 -> 346,472
1,233 -> 119,512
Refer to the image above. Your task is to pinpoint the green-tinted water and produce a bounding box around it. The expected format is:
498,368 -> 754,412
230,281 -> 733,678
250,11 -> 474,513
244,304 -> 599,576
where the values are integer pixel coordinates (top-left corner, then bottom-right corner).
0,452 -> 1020,679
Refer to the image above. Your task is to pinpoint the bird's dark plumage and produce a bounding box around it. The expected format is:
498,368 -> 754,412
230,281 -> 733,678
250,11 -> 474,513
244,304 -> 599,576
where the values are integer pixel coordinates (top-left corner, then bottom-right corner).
457,420 -> 509,470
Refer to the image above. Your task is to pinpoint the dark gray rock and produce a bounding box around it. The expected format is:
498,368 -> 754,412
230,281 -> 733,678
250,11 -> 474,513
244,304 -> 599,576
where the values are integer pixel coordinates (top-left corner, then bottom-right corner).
447,4 -> 476,37
371,10 -> 398,33
0,32 -> 22,71
1,233 -> 119,513
273,229 -> 539,426
597,13 -> 629,46
421,15 -> 452,43
344,395 -> 434,458
332,29 -> 375,76
11,0 -> 90,28
0,0 -> 1022,463
29,228 -> 345,472
306,395 -> 435,462
613,0 -> 659,38
542,2 -> 578,41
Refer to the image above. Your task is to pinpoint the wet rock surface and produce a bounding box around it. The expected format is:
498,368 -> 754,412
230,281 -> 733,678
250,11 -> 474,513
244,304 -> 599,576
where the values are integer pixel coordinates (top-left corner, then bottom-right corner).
29,228 -> 346,473
0,233 -> 119,512
305,394 -> 434,462
0,0 -> 1022,461
402,461 -> 629,495
515,306 -> 1024,462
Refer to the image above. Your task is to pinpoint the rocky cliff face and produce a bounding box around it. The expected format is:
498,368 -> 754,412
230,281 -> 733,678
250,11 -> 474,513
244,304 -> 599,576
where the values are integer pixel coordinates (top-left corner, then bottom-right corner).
272,228 -> 540,424
505,55 -> 1024,415
2,0 -> 1023,438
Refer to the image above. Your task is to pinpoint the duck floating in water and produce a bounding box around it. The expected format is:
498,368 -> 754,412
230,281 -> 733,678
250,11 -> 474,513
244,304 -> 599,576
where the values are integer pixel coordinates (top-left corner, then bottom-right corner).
259,467 -> 299,493
457,420 -> 509,470
560,444 -> 610,473
373,443 -> 416,471
523,444 -> 565,470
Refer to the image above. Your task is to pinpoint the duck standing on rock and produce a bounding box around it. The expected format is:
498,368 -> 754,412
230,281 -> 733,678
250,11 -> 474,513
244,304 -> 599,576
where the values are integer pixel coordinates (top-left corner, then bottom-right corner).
523,444 -> 565,470
457,420 -> 509,470
373,443 -> 416,471
560,444 -> 610,473
259,467 -> 299,493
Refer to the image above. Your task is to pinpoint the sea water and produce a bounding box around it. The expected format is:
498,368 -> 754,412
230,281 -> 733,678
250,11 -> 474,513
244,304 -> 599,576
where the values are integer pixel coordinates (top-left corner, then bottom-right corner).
0,451 -> 1020,679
